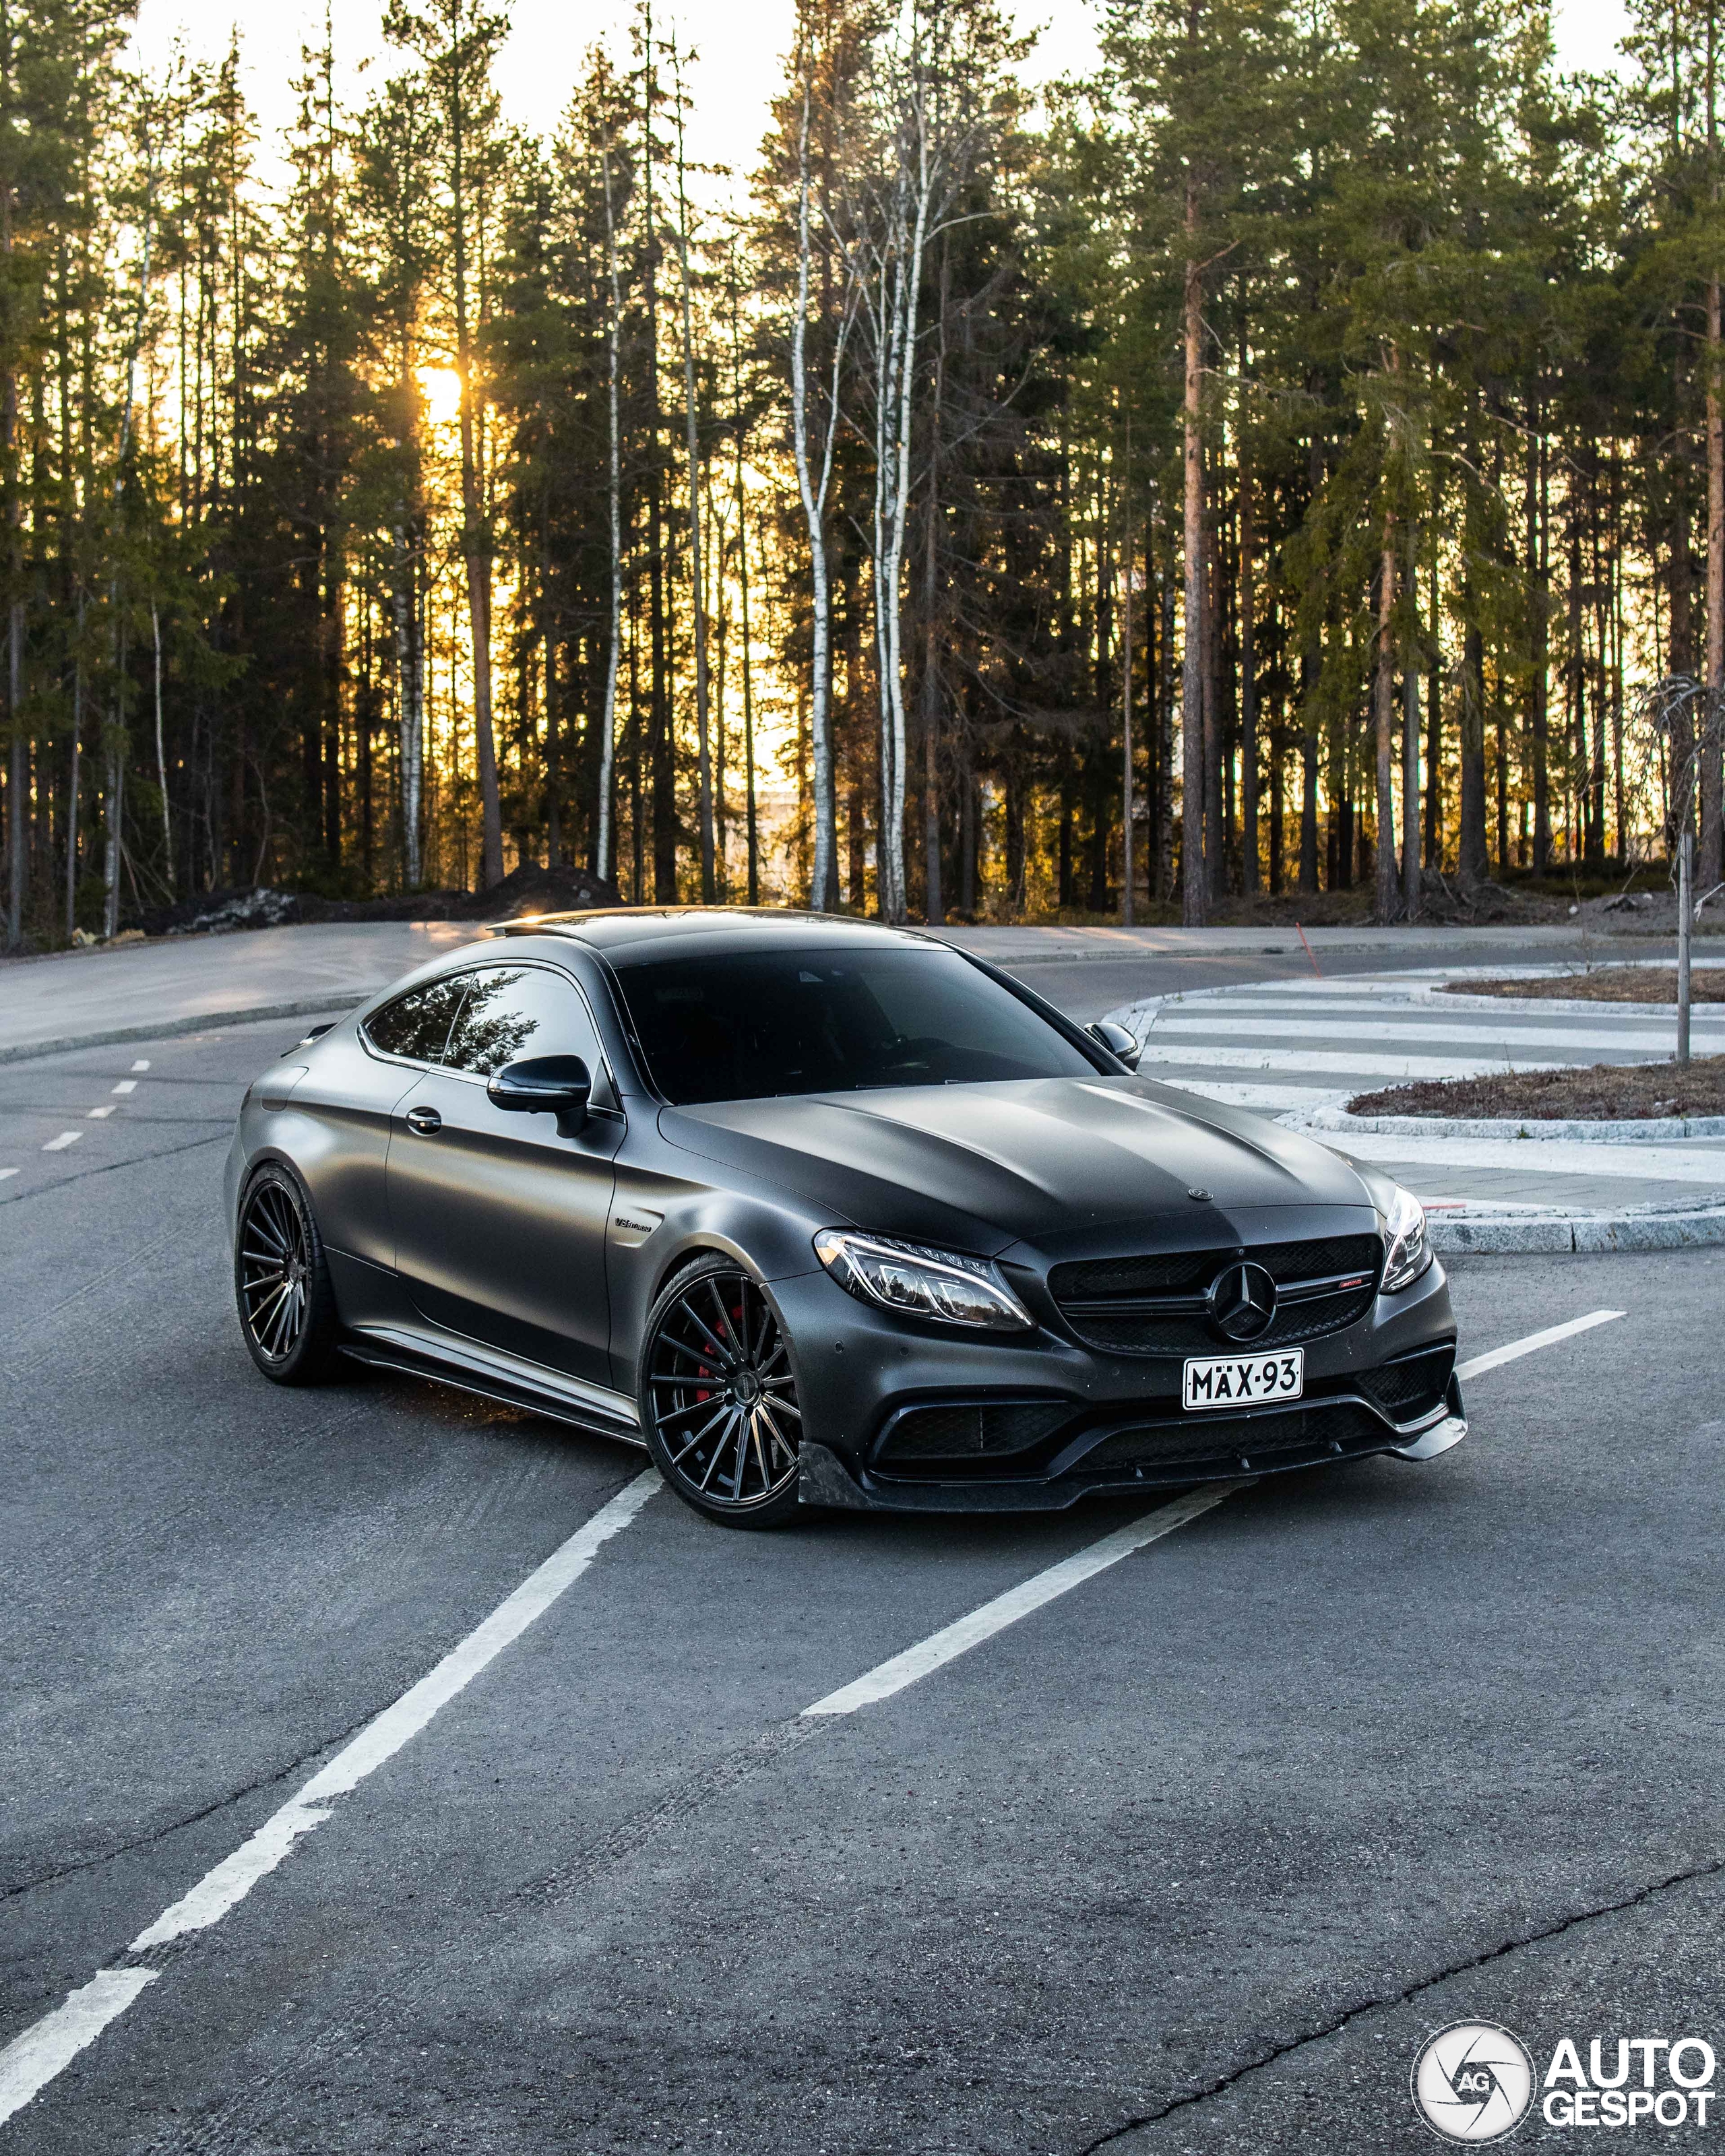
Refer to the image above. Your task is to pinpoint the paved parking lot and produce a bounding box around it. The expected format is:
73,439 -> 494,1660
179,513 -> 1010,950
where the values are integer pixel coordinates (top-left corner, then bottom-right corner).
1,1001 -> 1716,2153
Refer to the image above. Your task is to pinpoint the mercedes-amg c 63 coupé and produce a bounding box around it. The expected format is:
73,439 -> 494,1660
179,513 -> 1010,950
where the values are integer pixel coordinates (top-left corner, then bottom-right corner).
226,908 -> 1466,1527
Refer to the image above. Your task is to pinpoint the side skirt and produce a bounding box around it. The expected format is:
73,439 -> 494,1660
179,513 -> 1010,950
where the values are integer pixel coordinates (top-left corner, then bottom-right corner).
340,1327 -> 646,1450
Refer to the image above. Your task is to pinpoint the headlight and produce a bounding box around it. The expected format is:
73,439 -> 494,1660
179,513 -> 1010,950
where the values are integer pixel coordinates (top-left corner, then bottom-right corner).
813,1228 -> 1034,1331
1380,1183 -> 1432,1293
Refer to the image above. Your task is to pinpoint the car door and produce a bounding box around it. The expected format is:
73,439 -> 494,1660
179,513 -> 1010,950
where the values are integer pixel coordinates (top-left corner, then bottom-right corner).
385,961 -> 623,1383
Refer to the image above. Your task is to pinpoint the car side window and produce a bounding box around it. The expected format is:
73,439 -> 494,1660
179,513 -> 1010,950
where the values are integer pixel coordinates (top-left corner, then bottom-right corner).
441,965 -> 601,1078
362,976 -> 470,1065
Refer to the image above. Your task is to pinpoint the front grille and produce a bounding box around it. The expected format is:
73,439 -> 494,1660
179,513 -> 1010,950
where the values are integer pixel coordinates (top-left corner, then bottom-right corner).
1049,1232 -> 1382,1357
1356,1343 -> 1455,1422
875,1399 -> 1073,1465
1074,1401 -> 1387,1475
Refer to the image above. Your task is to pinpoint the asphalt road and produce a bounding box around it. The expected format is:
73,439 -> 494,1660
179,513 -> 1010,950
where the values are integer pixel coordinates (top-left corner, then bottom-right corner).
2,990 -> 1715,2153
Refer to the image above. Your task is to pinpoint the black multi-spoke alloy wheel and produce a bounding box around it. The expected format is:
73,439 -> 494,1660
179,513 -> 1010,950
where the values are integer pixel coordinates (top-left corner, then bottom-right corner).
234,1164 -> 340,1384
640,1257 -> 804,1527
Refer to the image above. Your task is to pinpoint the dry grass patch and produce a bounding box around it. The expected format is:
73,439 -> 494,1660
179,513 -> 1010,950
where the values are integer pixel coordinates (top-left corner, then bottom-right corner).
1440,965 -> 1725,1003
1346,1058 -> 1725,1120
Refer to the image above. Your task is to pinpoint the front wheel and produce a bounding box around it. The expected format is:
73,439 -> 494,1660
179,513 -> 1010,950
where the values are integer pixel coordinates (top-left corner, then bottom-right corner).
234,1163 -> 341,1385
639,1258 -> 804,1528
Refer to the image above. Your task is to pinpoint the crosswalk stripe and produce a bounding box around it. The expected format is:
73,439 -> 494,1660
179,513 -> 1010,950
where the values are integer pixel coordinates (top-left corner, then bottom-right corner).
1148,1015 -> 1704,1054
1324,1131 -> 1725,1186
1135,1044 -> 1561,1081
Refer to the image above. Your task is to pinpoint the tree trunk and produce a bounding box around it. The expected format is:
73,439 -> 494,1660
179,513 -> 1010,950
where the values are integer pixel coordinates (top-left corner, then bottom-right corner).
790,59 -> 842,910
449,51 -> 502,889
1374,517 -> 1398,919
1239,458 -> 1257,894
2,136 -> 18,952
1707,265 -> 1724,883
1121,497 -> 1134,926
922,235 -> 948,924
672,67 -> 714,903
597,136 -> 624,885
1459,608 -> 1488,883
1181,193 -> 1205,924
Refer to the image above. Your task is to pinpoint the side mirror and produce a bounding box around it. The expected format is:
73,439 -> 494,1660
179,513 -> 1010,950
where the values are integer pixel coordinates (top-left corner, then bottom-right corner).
1087,1019 -> 1141,1072
487,1054 -> 592,1135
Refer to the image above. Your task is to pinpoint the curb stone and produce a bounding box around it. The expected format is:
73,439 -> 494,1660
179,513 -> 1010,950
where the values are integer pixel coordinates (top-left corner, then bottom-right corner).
1431,1205 -> 1725,1256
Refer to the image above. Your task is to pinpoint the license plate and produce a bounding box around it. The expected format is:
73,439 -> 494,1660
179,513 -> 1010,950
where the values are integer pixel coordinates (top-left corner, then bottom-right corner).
1183,1349 -> 1304,1412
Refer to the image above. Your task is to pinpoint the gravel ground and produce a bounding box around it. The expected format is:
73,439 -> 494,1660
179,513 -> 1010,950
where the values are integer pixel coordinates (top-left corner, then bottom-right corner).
1348,1056 -> 1725,1121
1442,965 -> 1725,1003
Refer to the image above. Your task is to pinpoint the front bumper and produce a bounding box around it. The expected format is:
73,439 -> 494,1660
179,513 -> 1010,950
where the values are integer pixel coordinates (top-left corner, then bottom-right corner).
779,1254 -> 1463,1514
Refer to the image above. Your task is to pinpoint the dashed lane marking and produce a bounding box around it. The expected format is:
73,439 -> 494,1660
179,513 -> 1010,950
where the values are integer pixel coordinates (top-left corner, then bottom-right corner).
129,1060 -> 150,1072
111,1081 -> 136,1096
0,1470 -> 660,2128
86,1106 -> 115,1120
40,1133 -> 81,1153
0,1168 -> 17,1182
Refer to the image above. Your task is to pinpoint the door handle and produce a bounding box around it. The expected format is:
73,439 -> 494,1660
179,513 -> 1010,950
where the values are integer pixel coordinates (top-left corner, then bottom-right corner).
405,1104 -> 442,1136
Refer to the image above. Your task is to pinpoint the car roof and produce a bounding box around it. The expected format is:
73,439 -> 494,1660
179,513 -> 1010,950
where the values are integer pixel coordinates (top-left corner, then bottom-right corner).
496,906 -> 937,965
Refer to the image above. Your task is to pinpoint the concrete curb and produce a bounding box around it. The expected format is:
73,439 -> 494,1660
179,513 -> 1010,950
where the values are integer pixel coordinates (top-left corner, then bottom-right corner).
1431,1205 -> 1725,1255
1289,1104 -> 1725,1143
0,993 -> 376,1066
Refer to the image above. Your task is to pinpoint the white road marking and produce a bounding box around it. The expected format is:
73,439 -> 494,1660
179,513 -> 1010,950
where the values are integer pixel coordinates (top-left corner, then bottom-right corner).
1135,1044 -> 1561,1082
1165,1081 -> 1343,1112
111,1080 -> 137,1095
0,1167 -> 18,1182
1326,1132 -> 1725,1186
86,1105 -> 115,1119
803,1485 -> 1241,1717
805,1310 -> 1625,1723
133,1468 -> 660,1948
1457,1310 -> 1623,1383
1153,1014 -> 1709,1054
0,1971 -> 159,2127
40,1132 -> 82,1152
0,1470 -> 660,2127
0,1306 -> 1635,2122
130,1059 -> 150,1071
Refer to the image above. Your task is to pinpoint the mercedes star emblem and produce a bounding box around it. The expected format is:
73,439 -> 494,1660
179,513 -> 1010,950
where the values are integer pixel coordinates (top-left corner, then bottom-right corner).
1208,1260 -> 1278,1343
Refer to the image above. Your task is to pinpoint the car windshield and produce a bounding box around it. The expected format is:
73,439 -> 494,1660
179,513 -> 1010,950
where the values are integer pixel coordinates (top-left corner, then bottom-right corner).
613,945 -> 1097,1106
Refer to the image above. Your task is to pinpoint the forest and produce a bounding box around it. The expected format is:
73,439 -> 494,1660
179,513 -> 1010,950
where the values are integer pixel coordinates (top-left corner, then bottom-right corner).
0,0 -> 1720,949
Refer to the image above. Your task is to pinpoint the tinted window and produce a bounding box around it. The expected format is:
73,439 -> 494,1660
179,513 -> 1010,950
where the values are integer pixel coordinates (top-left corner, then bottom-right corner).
442,965 -> 597,1077
614,947 -> 1095,1106
363,976 -> 469,1065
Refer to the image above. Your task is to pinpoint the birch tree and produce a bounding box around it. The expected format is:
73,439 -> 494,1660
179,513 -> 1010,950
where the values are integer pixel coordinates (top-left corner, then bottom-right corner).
786,11 -> 856,912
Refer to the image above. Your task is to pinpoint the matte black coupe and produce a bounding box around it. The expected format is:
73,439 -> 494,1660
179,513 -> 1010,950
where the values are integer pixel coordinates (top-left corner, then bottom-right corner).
226,910 -> 1466,1527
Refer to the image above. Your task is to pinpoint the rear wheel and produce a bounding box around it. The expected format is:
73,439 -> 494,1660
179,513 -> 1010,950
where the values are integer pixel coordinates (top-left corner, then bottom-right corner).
234,1164 -> 341,1384
639,1257 -> 803,1528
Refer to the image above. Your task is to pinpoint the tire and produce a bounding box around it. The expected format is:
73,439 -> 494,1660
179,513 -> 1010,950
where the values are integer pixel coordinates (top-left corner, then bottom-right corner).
234,1162 -> 342,1385
639,1256 -> 804,1529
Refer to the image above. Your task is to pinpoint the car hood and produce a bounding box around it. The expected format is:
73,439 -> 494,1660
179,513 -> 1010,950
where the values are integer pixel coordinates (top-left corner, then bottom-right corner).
660,1077 -> 1379,1255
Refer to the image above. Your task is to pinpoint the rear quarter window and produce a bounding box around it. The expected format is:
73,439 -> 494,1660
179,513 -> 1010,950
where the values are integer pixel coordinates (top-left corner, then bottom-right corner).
362,976 -> 469,1065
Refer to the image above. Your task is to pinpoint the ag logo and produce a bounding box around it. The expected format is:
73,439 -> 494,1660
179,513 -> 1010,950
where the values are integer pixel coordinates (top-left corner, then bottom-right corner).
1411,2022 -> 1534,2142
